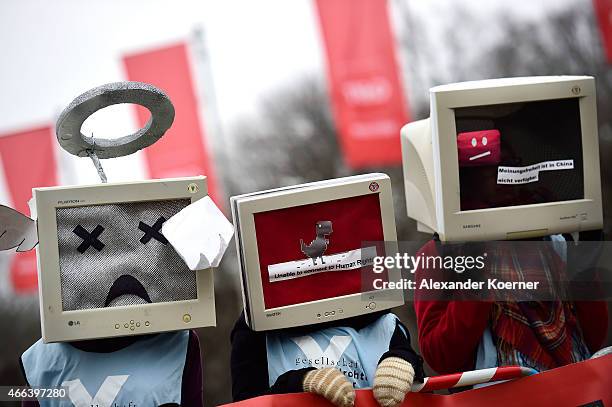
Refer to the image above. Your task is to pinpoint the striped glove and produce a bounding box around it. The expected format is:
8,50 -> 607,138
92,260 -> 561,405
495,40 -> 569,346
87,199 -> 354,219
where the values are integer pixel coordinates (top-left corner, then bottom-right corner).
303,367 -> 356,407
372,357 -> 415,407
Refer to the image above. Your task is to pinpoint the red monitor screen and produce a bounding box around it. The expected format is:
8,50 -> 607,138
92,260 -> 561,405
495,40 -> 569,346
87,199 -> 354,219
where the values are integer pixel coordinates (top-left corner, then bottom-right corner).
253,194 -> 385,309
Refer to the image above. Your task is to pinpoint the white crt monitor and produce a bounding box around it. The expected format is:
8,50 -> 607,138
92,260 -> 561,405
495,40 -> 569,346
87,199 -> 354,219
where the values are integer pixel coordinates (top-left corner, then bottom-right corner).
231,173 -> 403,331
32,176 -> 215,342
401,76 -> 602,241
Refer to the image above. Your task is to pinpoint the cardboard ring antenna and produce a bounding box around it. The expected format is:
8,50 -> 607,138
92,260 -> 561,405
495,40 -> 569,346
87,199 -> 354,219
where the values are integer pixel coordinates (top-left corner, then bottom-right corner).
56,81 -> 175,159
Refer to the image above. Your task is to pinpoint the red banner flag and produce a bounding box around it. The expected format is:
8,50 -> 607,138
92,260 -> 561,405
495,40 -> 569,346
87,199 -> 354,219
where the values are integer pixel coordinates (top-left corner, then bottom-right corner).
0,126 -> 57,293
594,0 -> 612,62
123,42 -> 219,202
221,356 -> 611,407
315,0 -> 409,168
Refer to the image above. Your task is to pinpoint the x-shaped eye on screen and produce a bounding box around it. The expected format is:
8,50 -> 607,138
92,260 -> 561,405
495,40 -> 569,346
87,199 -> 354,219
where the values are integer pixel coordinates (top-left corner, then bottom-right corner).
139,216 -> 168,245
73,224 -> 105,253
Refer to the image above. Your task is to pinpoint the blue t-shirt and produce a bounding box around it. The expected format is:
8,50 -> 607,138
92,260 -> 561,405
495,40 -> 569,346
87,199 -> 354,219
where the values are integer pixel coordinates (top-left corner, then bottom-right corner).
21,331 -> 189,407
265,313 -> 399,388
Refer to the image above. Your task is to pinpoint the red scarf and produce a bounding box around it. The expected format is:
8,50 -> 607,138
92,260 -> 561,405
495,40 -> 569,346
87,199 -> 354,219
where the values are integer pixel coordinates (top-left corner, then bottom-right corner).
488,244 -> 583,369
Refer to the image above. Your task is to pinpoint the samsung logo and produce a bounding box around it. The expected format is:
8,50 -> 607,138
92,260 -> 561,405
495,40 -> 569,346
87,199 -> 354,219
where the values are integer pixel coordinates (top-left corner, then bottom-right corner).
463,224 -> 481,229
559,215 -> 577,220
265,311 -> 281,318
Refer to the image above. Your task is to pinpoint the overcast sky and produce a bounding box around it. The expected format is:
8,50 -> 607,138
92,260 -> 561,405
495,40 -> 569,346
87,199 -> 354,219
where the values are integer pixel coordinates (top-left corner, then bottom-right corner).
0,0 -> 577,129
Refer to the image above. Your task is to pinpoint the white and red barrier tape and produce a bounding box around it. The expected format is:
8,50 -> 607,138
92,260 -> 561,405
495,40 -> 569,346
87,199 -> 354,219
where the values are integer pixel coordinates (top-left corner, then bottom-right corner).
411,366 -> 537,392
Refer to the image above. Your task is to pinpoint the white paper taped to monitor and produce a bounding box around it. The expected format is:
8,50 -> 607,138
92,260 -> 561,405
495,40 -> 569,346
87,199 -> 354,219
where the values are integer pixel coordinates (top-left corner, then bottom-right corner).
163,196 -> 234,270
497,159 -> 574,185
268,246 -> 377,282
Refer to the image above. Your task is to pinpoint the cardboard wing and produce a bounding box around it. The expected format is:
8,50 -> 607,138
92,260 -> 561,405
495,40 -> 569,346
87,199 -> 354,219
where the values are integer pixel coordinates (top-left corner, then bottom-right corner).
0,204 -> 37,252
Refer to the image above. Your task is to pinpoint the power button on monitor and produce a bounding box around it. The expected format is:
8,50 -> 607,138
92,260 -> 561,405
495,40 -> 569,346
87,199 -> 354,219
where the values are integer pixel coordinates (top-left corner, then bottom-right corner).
367,302 -> 376,310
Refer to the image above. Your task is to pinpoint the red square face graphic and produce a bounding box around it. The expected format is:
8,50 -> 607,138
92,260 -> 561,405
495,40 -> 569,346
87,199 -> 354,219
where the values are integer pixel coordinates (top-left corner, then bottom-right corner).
457,129 -> 501,167
253,194 -> 386,309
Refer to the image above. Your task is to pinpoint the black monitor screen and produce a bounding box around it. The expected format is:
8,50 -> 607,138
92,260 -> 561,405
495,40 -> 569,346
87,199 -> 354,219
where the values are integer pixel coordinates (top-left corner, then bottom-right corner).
454,98 -> 584,211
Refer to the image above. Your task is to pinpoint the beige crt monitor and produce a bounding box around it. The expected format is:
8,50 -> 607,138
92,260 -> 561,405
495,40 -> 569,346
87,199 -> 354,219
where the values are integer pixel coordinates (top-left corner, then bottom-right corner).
32,176 -> 215,343
231,173 -> 403,331
401,76 -> 603,241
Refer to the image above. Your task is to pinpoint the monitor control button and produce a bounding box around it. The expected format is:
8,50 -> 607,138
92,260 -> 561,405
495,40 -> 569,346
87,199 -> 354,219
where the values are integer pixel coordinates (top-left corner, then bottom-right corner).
367,302 -> 376,310
114,324 -> 120,329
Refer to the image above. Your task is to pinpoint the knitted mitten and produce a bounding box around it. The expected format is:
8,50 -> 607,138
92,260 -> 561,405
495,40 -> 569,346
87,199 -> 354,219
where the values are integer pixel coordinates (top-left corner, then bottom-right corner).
303,367 -> 356,407
372,357 -> 415,407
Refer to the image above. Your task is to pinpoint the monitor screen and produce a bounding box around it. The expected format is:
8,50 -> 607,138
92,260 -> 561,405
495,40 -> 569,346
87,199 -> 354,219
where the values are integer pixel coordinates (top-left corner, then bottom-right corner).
56,199 -> 197,311
454,98 -> 584,211
253,194 -> 386,310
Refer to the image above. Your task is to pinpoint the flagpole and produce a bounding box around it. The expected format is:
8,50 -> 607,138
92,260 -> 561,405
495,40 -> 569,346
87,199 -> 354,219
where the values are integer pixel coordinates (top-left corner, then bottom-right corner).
190,26 -> 228,206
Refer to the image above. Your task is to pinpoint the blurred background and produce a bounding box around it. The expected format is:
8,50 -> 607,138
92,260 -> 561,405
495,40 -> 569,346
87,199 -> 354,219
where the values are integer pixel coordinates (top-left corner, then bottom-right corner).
1,0 -> 612,405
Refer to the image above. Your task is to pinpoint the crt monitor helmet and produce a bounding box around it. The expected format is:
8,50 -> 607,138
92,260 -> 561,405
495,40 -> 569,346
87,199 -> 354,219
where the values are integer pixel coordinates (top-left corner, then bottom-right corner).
32,177 -> 216,343
231,174 -> 404,331
401,76 -> 603,242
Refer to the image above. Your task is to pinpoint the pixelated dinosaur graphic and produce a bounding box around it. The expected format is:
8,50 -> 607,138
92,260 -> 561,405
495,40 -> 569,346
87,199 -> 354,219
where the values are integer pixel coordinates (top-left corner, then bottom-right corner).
300,221 -> 333,266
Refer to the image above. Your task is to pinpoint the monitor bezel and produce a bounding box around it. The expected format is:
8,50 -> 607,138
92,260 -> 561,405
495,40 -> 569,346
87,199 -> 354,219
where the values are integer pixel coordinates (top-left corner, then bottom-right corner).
232,174 -> 403,331
34,176 -> 215,343
431,76 -> 602,241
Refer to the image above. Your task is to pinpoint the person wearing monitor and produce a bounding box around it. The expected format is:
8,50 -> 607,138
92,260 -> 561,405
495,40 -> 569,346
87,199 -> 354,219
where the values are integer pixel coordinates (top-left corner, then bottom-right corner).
401,76 -> 609,376
230,174 -> 424,407
0,82 -> 234,407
